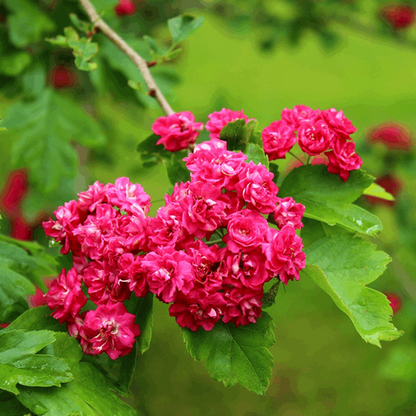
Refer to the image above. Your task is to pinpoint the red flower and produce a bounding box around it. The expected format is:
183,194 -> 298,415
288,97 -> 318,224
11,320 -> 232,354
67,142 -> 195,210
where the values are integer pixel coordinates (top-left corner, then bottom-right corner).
385,293 -> 402,314
367,122 -> 414,150
50,65 -> 78,89
0,169 -> 28,217
364,174 -> 402,206
115,0 -> 136,16
381,5 -> 415,29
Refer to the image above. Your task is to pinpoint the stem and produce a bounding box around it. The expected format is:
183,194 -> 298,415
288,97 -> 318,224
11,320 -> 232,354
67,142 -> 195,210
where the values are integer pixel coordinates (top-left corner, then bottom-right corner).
207,238 -> 224,245
78,0 -> 174,116
288,151 -> 305,165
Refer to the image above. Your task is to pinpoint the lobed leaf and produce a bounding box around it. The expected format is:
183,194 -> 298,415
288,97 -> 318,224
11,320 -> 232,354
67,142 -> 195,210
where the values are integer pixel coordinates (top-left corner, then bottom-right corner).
183,312 -> 275,395
245,143 -> 269,169
303,235 -> 403,347
279,165 -> 382,235
0,330 -> 72,394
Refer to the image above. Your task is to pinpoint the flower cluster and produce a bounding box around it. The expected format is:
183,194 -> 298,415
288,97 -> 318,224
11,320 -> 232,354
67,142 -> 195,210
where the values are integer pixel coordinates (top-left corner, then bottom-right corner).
43,178 -> 148,359
147,138 -> 306,331
262,105 -> 362,182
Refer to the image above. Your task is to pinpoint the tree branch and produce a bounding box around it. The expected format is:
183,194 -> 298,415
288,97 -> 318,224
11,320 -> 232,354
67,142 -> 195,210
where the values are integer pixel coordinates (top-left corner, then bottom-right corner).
78,0 -> 175,116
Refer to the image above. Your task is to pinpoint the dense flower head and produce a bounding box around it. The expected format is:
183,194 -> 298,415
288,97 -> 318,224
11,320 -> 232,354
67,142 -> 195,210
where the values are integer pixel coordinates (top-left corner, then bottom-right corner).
44,111 -> 309,347
152,111 -> 204,152
206,108 -> 252,140
265,105 -> 361,182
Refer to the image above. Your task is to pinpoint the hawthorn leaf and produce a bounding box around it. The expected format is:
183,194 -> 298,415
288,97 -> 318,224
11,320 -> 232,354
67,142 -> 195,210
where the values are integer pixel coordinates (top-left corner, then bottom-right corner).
182,312 -> 275,395
136,133 -> 170,167
303,235 -> 403,347
16,333 -> 138,416
166,153 -> 191,186
69,14 -> 92,34
1,307 -> 66,334
0,396 -> 32,415
279,165 -> 382,235
164,48 -> 182,61
21,62 -> 46,97
268,162 -> 279,184
0,265 -> 34,323
3,89 -> 106,194
168,15 -> 205,44
125,292 -> 154,354
4,0 -> 55,48
245,143 -> 269,168
363,182 -> 395,201
219,119 -> 247,151
0,330 -> 73,394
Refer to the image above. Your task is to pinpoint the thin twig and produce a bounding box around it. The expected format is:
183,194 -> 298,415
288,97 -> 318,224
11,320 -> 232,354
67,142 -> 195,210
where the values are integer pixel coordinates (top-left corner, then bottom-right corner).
78,0 -> 174,116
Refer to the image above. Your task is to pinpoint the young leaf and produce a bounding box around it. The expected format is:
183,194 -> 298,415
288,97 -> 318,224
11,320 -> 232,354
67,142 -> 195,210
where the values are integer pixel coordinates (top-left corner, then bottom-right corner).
0,330 -> 73,394
3,89 -> 106,195
168,15 -> 205,44
69,13 -> 92,34
303,235 -> 403,347
279,165 -> 382,236
363,182 -> 395,201
166,153 -> 191,186
182,312 -> 275,395
245,143 -> 269,168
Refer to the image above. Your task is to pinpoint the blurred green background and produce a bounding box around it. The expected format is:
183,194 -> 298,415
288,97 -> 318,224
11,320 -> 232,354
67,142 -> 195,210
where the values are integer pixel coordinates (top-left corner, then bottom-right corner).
1,1 -> 416,414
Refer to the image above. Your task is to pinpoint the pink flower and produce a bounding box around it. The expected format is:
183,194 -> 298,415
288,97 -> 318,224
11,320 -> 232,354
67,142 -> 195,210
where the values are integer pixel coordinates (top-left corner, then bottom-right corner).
222,287 -> 263,327
223,248 -> 270,290
224,209 -> 269,253
152,111 -> 204,152
265,226 -> 306,284
77,181 -> 108,213
366,122 -> 414,150
115,0 -> 136,16
236,162 -> 279,214
262,120 -> 296,160
281,105 -> 321,129
43,200 -> 81,255
381,5 -> 415,29
326,136 -> 363,182
79,303 -> 140,360
321,108 -> 357,137
185,147 -> 247,190
206,108 -> 252,140
45,268 -> 87,324
141,246 -> 195,303
83,260 -> 131,305
297,120 -> 332,156
169,289 -> 226,331
127,255 -> 149,298
106,177 -> 151,216
273,197 -> 305,230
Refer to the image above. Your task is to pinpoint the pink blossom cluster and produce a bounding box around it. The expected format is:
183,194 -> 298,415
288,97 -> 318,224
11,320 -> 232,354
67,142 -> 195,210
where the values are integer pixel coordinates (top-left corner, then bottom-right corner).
146,138 -> 306,331
43,178 -> 149,359
151,108 -> 252,152
262,105 -> 362,182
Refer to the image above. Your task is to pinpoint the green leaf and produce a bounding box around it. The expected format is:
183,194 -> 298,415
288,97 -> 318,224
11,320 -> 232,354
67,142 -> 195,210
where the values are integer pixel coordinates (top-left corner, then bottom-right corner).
183,312 -> 275,395
166,152 -> 191,186
164,48 -> 182,61
3,89 -> 106,195
363,182 -> 395,201
126,293 -> 154,354
303,235 -> 403,347
279,165 -> 382,236
1,307 -> 66,334
69,14 -> 92,34
0,52 -> 32,77
0,330 -> 73,394
219,119 -> 247,151
127,80 -> 143,91
21,62 -> 46,97
16,333 -> 138,416
143,35 -> 168,58
168,15 -> 205,44
0,240 -> 57,292
245,143 -> 269,169
4,0 -> 55,48
268,162 -> 279,184
137,133 -> 171,167
0,396 -> 32,415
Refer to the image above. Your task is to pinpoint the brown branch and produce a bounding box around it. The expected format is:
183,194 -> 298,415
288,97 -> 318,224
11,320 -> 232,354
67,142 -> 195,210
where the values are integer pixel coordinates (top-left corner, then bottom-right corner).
78,0 -> 174,116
